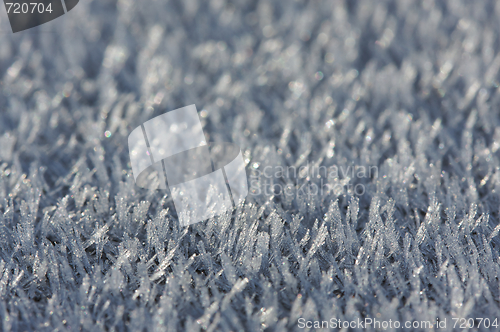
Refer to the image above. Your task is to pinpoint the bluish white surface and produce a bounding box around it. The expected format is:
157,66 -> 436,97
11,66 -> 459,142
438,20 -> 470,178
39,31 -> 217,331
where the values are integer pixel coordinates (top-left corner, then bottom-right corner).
0,0 -> 500,330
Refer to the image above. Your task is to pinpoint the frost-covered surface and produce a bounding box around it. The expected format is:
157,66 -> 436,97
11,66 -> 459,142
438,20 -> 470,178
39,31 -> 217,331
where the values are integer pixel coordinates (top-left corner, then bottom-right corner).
1,0 -> 500,331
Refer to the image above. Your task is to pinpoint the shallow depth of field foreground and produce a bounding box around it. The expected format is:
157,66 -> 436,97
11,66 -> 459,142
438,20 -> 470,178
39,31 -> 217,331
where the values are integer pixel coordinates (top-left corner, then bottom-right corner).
1,0 -> 500,331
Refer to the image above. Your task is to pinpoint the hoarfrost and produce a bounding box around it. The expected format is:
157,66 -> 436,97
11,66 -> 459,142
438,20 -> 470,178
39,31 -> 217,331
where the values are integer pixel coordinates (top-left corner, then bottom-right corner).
0,0 -> 500,330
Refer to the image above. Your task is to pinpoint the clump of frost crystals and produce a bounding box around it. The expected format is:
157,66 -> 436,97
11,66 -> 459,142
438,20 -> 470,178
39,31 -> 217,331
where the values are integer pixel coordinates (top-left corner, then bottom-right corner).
1,0 -> 500,331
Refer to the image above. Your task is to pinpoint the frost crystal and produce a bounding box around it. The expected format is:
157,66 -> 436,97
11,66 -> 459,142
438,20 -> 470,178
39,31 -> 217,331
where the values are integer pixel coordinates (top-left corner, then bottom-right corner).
1,0 -> 500,330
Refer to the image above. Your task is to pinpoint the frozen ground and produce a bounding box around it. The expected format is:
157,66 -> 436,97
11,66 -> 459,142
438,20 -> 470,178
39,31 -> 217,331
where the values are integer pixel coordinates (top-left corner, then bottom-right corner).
1,0 -> 500,331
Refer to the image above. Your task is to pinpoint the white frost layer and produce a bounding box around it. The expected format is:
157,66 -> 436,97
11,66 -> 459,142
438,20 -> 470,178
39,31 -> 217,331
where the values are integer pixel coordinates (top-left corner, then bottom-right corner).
0,0 -> 500,330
